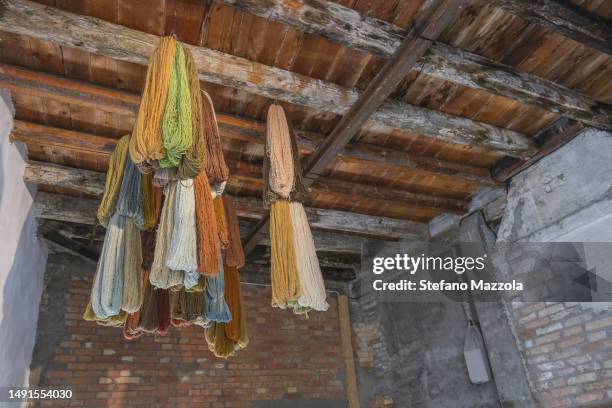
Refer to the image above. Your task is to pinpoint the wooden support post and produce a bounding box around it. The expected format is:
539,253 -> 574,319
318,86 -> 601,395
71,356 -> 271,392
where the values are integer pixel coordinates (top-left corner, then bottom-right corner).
338,295 -> 360,408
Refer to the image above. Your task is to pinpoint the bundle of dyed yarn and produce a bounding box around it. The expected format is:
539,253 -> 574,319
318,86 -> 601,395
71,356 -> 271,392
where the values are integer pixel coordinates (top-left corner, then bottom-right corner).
264,104 -> 328,314
84,37 -> 247,357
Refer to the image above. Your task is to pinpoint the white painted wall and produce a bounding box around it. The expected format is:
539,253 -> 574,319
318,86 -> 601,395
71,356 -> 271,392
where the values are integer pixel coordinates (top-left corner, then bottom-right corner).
0,90 -> 47,395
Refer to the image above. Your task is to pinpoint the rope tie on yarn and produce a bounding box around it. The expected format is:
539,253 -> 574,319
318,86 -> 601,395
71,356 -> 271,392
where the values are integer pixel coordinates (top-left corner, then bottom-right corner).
150,182 -> 184,289
129,37 -> 176,164
160,44 -> 192,168
205,252 -> 232,322
269,200 -> 301,308
97,135 -> 130,227
153,167 -> 178,188
222,195 -> 245,268
194,171 -> 220,275
166,179 -> 198,276
116,156 -> 145,229
177,48 -> 206,180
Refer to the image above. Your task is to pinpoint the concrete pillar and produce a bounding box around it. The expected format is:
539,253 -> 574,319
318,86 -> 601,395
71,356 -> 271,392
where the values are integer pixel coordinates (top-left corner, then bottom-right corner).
0,90 -> 48,392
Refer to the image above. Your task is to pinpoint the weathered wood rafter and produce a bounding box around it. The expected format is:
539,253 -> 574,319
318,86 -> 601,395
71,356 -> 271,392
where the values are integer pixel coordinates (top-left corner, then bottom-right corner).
33,192 -> 428,241
242,0 -> 466,254
216,0 -> 612,128
491,118 -> 586,182
0,66 -> 495,186
488,0 -> 612,57
0,0 -> 536,157
15,122 -> 470,216
24,159 -> 467,216
38,218 -> 369,254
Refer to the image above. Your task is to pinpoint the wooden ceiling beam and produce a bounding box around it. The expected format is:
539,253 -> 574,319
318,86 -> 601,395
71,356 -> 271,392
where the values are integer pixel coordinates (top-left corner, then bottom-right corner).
0,0 -> 535,157
13,122 -> 470,214
225,160 -> 467,215
491,118 -> 586,182
488,0 -> 612,57
24,157 -> 467,219
242,0 -> 465,254
0,66 -> 495,186
32,192 -> 428,241
216,0 -> 612,129
38,218 -> 369,254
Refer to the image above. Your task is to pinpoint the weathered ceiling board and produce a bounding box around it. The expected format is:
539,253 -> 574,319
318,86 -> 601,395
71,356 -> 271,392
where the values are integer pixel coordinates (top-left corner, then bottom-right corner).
1,0 -> 610,243
16,0 -> 560,147
569,0 -> 612,19
13,122 -> 472,222
441,0 -> 612,101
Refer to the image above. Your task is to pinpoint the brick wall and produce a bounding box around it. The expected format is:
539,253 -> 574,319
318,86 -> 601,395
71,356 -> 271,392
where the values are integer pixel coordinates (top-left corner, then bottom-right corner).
28,252 -> 346,407
510,301 -> 612,407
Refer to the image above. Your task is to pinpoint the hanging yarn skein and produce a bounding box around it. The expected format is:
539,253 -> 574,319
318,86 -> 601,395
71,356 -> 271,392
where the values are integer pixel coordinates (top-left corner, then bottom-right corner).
150,182 -> 184,289
83,33 -> 248,352
223,265 -> 241,341
213,196 -> 229,249
269,200 -> 301,309
121,218 -> 144,313
266,104 -> 294,198
90,212 -> 126,319
166,179 -> 198,275
194,171 -> 220,275
97,135 -> 130,227
222,195 -> 245,268
205,251 -> 232,323
116,156 -> 145,230
290,202 -> 328,312
141,173 -> 157,231
177,48 -> 206,180
160,44 -> 192,168
130,36 -> 176,164
201,90 -> 229,192
264,103 -> 327,313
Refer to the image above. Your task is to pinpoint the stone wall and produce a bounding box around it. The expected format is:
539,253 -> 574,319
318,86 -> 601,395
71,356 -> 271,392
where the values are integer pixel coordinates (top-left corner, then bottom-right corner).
349,227 -> 500,408
497,129 -> 612,408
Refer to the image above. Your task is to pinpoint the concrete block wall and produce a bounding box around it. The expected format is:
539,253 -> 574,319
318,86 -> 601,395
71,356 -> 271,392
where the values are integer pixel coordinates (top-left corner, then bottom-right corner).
28,252 -> 346,408
349,228 -> 500,408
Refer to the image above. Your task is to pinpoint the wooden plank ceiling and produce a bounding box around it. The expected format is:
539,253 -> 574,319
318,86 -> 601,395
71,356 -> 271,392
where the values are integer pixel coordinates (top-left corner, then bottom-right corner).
1,0 -> 611,280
